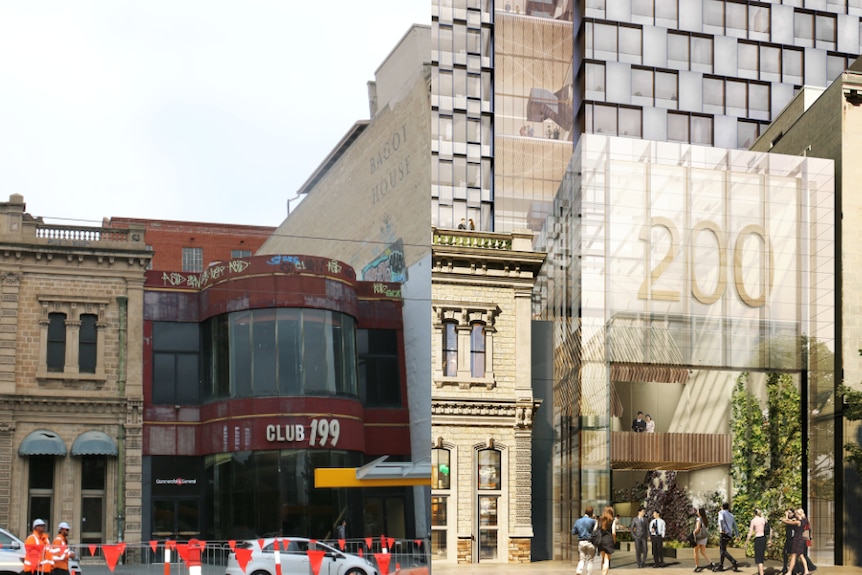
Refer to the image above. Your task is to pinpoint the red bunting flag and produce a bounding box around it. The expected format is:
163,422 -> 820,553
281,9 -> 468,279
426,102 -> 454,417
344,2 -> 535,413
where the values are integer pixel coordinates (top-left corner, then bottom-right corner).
306,550 -> 325,575
234,548 -> 253,574
257,539 -> 265,550
337,539 -> 345,550
374,553 -> 391,574
364,537 -> 373,550
281,539 -> 290,551
167,540 -> 176,551
386,537 -> 394,551
149,541 -> 158,554
414,539 -> 422,547
88,544 -> 97,556
175,543 -> 189,564
228,540 -> 236,553
102,543 -> 126,572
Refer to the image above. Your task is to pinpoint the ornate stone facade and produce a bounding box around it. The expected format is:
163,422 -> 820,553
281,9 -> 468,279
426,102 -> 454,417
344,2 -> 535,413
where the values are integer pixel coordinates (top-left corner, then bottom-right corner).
430,228 -> 544,564
0,194 -> 150,542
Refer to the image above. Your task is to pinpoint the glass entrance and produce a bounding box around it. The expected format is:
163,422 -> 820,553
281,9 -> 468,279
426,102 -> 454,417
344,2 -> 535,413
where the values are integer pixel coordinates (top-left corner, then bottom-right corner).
152,499 -> 200,539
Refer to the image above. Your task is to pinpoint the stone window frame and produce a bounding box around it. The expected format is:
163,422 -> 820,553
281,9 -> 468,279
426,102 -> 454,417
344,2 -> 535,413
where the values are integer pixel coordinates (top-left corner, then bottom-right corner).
37,295 -> 109,382
431,440 -> 456,560
472,439 -> 507,561
433,304 -> 498,389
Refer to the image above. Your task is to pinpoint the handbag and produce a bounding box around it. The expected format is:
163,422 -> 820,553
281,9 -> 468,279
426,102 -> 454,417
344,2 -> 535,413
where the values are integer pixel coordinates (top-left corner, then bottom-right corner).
687,532 -> 696,546
694,519 -> 706,540
589,528 -> 602,546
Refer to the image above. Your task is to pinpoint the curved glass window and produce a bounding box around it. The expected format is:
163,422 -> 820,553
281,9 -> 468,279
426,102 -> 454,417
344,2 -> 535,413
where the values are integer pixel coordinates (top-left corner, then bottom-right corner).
204,308 -> 357,400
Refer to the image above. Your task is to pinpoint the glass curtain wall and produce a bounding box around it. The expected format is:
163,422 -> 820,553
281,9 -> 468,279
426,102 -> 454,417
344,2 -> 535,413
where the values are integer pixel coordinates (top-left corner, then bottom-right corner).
535,134 -> 836,563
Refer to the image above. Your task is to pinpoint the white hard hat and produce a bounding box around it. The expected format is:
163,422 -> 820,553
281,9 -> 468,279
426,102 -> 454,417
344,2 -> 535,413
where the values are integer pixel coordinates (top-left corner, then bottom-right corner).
33,519 -> 46,528
58,522 -> 71,530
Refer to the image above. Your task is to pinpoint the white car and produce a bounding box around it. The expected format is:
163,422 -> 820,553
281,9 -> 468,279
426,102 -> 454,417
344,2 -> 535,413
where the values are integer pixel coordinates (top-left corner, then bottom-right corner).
0,528 -> 81,575
226,537 -> 379,575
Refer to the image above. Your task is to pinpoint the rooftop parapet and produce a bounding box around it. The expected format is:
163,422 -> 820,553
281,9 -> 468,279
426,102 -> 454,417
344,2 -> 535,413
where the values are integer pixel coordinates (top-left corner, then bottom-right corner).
0,193 -> 147,250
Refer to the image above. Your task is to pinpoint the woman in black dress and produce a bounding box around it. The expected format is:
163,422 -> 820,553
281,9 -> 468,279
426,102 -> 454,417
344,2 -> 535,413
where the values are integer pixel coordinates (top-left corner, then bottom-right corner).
781,508 -> 811,575
598,505 -> 616,575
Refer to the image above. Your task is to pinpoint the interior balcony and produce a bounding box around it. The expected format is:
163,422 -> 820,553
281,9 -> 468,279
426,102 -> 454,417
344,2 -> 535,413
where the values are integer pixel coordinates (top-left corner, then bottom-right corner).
610,431 -> 731,471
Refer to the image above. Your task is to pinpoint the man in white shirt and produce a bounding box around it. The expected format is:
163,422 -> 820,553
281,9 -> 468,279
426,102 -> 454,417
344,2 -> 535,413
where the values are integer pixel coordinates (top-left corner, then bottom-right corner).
649,509 -> 666,568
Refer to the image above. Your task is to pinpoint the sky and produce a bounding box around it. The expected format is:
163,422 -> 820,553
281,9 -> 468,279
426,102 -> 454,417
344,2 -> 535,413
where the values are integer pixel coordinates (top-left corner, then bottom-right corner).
0,1 -> 428,228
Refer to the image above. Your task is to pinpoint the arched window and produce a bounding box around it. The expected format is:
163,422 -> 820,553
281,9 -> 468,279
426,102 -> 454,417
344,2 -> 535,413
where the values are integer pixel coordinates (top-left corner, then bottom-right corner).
476,448 -> 502,560
431,446 -> 452,560
443,321 -> 458,377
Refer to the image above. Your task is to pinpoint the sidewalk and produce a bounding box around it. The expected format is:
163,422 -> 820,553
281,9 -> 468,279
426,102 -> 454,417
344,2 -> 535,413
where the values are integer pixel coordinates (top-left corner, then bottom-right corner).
429,548 -> 862,574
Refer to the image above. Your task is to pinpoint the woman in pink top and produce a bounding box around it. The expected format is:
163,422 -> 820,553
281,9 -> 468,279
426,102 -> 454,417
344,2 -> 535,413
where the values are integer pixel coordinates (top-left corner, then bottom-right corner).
745,509 -> 768,575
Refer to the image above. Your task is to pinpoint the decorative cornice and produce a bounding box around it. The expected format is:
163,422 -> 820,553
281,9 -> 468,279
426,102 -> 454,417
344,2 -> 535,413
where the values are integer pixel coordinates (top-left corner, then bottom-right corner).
0,395 -> 131,416
432,398 -> 542,429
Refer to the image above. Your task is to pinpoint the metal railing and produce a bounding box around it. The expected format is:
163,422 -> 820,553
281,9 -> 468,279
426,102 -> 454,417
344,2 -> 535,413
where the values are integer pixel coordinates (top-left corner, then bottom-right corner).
71,538 -> 429,574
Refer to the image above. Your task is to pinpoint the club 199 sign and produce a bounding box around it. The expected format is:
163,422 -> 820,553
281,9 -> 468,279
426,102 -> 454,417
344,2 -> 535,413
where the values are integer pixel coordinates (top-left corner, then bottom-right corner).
637,216 -> 773,308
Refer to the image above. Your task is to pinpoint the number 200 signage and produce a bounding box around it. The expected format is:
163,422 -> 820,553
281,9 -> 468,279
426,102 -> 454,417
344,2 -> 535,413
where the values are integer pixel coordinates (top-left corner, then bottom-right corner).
638,216 -> 773,308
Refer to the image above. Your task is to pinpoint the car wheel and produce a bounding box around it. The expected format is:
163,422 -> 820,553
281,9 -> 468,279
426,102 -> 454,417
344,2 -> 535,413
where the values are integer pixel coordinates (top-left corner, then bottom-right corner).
344,569 -> 367,575
250,570 -> 272,575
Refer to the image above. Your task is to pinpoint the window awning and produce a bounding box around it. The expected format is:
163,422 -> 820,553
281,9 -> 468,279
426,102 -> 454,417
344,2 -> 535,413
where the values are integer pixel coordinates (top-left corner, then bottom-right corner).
19,429 -> 67,456
71,430 -> 118,456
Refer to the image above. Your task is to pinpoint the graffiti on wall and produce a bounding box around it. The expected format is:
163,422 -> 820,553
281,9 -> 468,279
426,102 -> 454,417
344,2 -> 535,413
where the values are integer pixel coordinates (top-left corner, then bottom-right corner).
155,255 -> 355,288
362,239 -> 406,283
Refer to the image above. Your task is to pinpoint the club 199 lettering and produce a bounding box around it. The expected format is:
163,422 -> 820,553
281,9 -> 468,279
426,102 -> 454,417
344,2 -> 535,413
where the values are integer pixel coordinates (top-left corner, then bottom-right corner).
266,418 -> 341,447
638,217 -> 773,308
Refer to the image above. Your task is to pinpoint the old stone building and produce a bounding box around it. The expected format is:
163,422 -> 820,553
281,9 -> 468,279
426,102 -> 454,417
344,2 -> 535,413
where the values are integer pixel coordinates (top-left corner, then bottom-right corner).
430,227 -> 545,564
0,194 -> 151,543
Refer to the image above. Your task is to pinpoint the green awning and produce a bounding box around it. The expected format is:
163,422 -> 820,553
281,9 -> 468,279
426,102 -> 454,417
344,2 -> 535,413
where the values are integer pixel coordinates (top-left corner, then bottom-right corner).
19,429 -> 66,456
71,430 -> 118,456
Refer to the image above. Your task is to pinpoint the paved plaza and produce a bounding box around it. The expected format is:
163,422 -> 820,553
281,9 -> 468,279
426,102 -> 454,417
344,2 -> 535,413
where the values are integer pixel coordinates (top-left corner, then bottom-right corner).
429,548 -> 862,574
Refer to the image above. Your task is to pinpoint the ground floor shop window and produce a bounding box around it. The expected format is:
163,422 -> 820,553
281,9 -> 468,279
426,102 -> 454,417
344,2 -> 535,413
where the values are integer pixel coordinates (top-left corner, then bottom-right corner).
28,456 -> 54,527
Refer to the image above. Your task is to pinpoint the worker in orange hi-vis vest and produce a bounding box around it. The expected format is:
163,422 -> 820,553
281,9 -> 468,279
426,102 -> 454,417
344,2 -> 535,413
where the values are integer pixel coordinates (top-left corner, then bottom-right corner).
24,519 -> 53,575
51,522 -> 76,575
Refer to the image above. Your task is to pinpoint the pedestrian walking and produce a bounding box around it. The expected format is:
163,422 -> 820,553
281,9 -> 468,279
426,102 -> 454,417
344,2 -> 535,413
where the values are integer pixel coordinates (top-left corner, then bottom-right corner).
572,506 -> 597,575
693,507 -> 716,572
597,506 -> 616,575
24,519 -> 52,575
715,503 -> 741,572
51,522 -> 76,575
782,508 -> 812,575
745,509 -> 769,575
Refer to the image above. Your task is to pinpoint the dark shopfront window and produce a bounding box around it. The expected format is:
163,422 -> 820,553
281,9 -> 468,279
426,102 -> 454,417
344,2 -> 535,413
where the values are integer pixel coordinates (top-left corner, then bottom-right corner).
203,308 -> 358,401
204,449 -> 363,540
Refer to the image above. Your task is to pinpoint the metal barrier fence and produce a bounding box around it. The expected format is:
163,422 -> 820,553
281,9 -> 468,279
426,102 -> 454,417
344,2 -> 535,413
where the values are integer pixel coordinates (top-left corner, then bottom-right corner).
72,538 -> 429,575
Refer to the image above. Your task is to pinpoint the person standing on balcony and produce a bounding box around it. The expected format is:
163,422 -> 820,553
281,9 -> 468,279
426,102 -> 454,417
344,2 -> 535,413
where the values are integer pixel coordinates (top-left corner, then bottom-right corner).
631,506 -> 649,569
572,506 -> 597,575
645,414 -> 655,433
716,502 -> 741,572
632,411 -> 647,432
